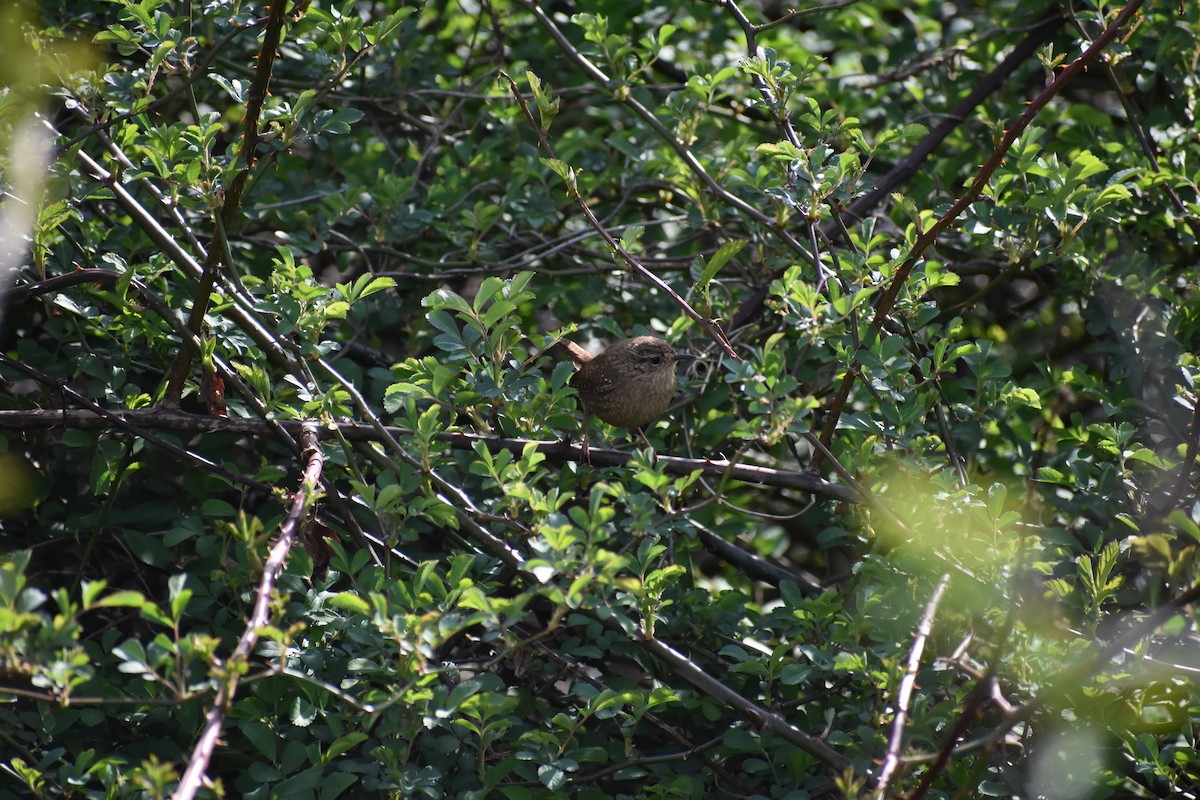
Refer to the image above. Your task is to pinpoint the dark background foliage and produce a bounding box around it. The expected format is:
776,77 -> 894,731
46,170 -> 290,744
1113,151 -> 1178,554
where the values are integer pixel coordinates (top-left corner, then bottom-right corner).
2,0 -> 1199,797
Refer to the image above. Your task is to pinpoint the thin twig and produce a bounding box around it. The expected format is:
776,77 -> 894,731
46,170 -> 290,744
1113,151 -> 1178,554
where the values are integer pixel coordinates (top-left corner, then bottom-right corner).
874,574 -> 950,798
640,636 -> 852,770
521,1 -> 817,267
813,0 -> 1143,465
0,356 -> 269,491
163,0 -> 291,404
729,3 -> 1066,331
1167,398 -> 1200,510
497,69 -> 738,359
691,520 -> 826,594
174,423 -> 323,800
0,409 -> 863,503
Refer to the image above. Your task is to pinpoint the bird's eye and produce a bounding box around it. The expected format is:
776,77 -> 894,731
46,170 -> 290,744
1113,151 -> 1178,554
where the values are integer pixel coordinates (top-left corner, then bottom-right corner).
649,356 -> 663,365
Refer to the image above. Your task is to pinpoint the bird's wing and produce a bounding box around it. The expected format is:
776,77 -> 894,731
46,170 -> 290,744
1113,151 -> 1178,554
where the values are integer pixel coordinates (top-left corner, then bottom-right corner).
569,370 -> 617,396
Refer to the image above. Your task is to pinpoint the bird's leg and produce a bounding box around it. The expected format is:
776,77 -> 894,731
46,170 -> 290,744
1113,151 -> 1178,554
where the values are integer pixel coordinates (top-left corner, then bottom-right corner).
581,409 -> 591,462
636,427 -> 653,450
635,426 -> 660,464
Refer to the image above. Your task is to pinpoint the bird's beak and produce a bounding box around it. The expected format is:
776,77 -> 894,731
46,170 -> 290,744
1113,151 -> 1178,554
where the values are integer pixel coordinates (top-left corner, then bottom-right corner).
673,352 -> 698,362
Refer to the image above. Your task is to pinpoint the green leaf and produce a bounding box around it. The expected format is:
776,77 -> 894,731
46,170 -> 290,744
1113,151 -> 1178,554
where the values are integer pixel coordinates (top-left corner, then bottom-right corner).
619,224 -> 644,252
526,70 -> 559,131
169,574 -> 192,621
423,288 -> 472,315
696,239 -> 747,287
91,590 -> 146,610
328,592 -> 371,615
241,720 -> 278,761
325,731 -> 368,760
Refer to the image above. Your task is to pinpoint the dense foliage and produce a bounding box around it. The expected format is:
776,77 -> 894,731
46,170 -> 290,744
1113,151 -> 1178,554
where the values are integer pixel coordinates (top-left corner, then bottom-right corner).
2,0 -> 1199,797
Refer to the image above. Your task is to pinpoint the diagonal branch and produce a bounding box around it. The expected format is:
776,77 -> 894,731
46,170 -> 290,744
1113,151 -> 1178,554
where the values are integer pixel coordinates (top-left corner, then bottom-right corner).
642,636 -> 852,770
174,423 -> 323,800
813,0 -> 1144,466
498,70 -> 739,358
163,0 -> 291,405
729,3 -> 1066,330
874,574 -> 950,798
521,0 -> 817,267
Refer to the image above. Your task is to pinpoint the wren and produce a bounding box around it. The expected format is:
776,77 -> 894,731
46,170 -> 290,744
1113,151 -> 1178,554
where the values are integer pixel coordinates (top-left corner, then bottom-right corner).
564,336 -> 696,457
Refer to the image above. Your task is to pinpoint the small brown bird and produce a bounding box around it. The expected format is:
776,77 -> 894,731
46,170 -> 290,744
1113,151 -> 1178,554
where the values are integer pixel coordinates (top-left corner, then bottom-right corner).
564,336 -> 696,458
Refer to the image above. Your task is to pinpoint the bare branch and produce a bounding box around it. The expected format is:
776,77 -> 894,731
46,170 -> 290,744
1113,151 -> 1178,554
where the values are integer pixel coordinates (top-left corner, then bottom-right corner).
174,422 -> 324,800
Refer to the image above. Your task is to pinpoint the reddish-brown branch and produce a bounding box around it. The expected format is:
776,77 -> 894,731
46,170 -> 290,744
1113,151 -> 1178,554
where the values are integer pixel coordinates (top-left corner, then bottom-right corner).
163,0 -> 291,406
813,0 -> 1144,466
174,423 -> 323,800
729,3 -> 1067,331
